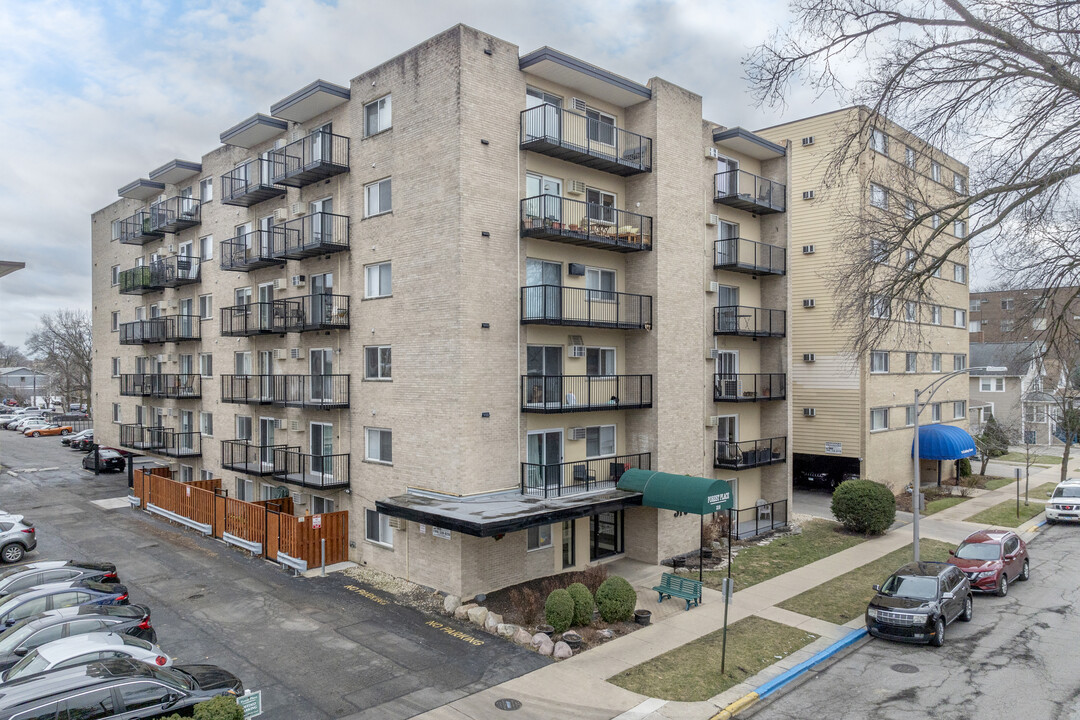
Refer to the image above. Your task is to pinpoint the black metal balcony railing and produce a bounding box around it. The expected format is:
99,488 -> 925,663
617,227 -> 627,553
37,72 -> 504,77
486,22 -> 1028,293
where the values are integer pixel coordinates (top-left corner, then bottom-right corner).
521,452 -> 651,498
221,374 -> 275,405
714,170 -> 786,214
119,373 -> 201,399
119,424 -> 167,452
520,195 -> 653,252
221,158 -> 287,207
520,285 -> 652,330
280,294 -> 350,332
155,255 -> 201,288
714,238 -> 786,276
148,196 -> 202,233
729,500 -> 790,540
714,437 -> 787,470
221,440 -> 297,476
519,104 -> 652,176
158,429 -> 202,458
119,320 -> 167,345
220,374 -> 350,409
522,375 -> 652,413
268,131 -> 350,188
713,373 -> 786,402
118,266 -> 163,295
220,303 -> 284,337
162,315 -> 201,343
220,232 -> 287,272
119,210 -> 164,245
271,449 -> 350,490
273,212 -> 350,259
714,306 -> 786,337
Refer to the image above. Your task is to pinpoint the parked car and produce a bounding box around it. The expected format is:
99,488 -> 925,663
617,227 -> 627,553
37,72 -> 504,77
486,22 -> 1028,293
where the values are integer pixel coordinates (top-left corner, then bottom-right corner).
0,658 -> 242,719
6,419 -> 46,433
0,582 -> 129,631
2,632 -> 172,683
0,562 -> 118,597
60,429 -> 92,447
81,449 -> 126,473
69,434 -> 96,452
23,425 -> 73,438
0,605 -> 155,673
0,518 -> 35,565
866,561 -> 972,646
947,529 -> 1030,596
1045,478 -> 1080,523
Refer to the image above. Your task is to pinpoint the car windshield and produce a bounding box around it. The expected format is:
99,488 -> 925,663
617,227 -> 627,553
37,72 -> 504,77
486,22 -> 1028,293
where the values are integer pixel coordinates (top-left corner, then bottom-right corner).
5,650 -> 52,681
0,622 -> 37,653
151,665 -> 195,690
1053,486 -> 1080,498
954,542 -> 1000,561
879,575 -> 938,600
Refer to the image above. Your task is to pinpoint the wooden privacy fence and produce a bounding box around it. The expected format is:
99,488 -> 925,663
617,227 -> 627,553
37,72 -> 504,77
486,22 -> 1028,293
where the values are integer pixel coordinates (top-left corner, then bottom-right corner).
131,469 -> 348,570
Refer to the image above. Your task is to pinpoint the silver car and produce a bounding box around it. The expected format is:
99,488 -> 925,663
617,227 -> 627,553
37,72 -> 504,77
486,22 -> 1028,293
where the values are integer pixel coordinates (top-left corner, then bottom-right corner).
1,632 -> 172,683
0,517 -> 36,564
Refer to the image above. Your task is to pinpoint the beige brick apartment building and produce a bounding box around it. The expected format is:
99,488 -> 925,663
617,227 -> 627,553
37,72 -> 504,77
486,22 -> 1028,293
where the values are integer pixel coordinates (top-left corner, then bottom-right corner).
759,109 -> 970,491
91,25 -> 791,597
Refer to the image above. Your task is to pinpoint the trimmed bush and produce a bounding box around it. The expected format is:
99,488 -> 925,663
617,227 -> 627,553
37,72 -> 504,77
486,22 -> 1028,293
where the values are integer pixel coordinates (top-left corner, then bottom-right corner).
831,479 -> 896,535
567,582 -> 595,626
163,695 -> 244,720
958,458 -> 972,477
544,588 -> 575,632
595,576 -> 636,622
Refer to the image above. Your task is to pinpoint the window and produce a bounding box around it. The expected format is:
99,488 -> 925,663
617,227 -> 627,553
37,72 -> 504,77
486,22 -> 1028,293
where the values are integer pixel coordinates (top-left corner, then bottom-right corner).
931,403 -> 941,422
236,415 -> 252,441
111,312 -> 119,332
364,346 -> 392,380
906,353 -> 917,373
178,465 -> 193,483
363,262 -> 392,301
111,218 -> 122,241
365,178 -> 392,217
870,351 -> 890,373
1033,317 -> 1048,331
64,687 -> 116,718
954,401 -> 967,419
586,347 -> 616,376
111,358 -> 120,377
586,107 -> 616,144
870,407 -> 889,431
586,425 -> 616,457
200,178 -> 213,203
199,235 -> 213,262
953,220 -> 966,238
870,129 -> 888,154
905,405 -> 916,427
199,353 -> 213,378
954,174 -> 967,194
1025,404 -> 1048,422
112,403 -> 120,423
904,249 -> 917,271
970,320 -> 982,332
870,295 -> 890,319
1001,298 -> 1014,312
110,265 -> 120,286
200,412 -> 213,436
931,213 -> 941,229
931,161 -> 941,182
364,95 -> 392,136
904,198 -> 916,220
954,354 -> 966,371
904,301 -> 917,323
931,261 -> 942,278
366,427 -> 392,463
969,299 -> 981,312
932,353 -> 942,372
527,525 -> 553,551
870,183 -> 888,209
931,305 -> 942,325
870,237 -> 889,264
980,377 -> 1005,392
198,294 -> 213,320
365,508 -> 393,546
586,188 -> 616,224
118,681 -> 173,711
905,146 -> 916,168
954,309 -> 966,327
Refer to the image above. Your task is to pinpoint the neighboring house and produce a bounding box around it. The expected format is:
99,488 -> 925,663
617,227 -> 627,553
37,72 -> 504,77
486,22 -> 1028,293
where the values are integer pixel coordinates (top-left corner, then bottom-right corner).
969,342 -> 1061,446
0,367 -> 50,395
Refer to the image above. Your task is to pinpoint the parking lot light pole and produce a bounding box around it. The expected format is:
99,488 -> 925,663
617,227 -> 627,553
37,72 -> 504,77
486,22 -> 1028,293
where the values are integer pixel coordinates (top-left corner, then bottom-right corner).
912,365 -> 1007,562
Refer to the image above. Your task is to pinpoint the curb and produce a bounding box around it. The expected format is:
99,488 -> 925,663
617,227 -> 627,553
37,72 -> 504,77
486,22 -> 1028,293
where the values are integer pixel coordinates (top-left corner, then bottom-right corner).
709,627 -> 868,719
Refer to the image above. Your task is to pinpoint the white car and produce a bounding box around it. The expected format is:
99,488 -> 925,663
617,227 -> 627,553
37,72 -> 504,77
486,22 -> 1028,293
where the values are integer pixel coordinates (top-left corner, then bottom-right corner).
1045,478 -> 1080,523
10,419 -> 49,433
1,632 -> 172,683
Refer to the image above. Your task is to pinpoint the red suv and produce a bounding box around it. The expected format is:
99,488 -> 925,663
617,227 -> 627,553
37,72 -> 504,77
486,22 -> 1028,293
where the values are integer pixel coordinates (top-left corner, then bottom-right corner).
947,529 -> 1030,596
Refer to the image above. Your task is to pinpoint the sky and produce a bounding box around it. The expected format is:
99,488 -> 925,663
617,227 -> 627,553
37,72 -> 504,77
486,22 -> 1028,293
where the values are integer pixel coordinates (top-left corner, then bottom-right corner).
0,0 -> 835,348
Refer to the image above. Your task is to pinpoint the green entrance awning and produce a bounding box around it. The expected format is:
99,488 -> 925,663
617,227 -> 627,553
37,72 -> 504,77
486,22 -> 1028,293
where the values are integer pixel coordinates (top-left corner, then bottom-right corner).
617,469 -> 733,515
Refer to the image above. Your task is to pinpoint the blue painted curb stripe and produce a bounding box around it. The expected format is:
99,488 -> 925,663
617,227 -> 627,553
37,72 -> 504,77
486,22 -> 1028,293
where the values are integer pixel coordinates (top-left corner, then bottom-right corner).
754,627 -> 868,699
1034,520 -> 1048,529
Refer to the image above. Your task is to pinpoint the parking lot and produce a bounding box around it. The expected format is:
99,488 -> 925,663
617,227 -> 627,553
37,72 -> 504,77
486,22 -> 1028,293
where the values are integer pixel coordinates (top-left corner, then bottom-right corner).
749,523 -> 1080,719
0,433 -> 547,719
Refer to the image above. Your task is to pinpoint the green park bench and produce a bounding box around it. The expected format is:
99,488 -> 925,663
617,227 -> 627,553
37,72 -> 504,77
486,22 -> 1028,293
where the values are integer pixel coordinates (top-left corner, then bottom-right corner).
652,572 -> 703,610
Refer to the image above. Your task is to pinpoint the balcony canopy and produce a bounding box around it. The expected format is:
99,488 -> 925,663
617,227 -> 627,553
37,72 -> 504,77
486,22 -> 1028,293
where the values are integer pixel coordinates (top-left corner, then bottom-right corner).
617,469 -> 733,515
271,79 -> 350,123
519,47 -> 650,107
220,113 -> 288,148
912,425 -> 977,460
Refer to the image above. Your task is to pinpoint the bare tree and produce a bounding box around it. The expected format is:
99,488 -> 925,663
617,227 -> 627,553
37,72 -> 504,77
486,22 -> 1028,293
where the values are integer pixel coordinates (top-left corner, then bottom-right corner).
748,0 -> 1080,355
24,310 -> 92,410
0,342 -> 29,368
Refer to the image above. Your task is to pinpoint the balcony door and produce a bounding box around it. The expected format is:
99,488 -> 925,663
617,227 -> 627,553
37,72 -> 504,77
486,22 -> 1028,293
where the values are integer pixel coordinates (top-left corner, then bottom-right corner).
525,87 -> 562,143
525,173 -> 562,223
258,282 -> 274,330
716,221 -> 739,265
259,417 -> 275,467
258,350 -> 274,402
310,272 -> 333,326
309,197 -> 333,249
716,350 -> 739,398
311,123 -> 332,164
310,348 -> 332,402
524,259 -> 561,321
716,156 -> 739,195
590,510 -> 623,561
586,267 -> 616,323
180,185 -> 195,217
258,215 -> 274,256
716,285 -> 740,333
716,415 -> 739,462
179,410 -> 194,452
178,240 -> 194,280
526,345 -> 562,407
310,422 -> 333,478
526,429 -> 562,491
586,188 -> 616,225
178,298 -> 194,338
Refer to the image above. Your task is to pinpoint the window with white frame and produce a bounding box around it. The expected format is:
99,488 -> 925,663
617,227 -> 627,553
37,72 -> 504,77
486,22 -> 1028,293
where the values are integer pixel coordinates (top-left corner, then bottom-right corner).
904,301 -> 917,323
871,351 -> 890,373
364,95 -> 392,137
905,249 -> 917,271
906,353 -> 917,373
904,198 -> 916,220
953,220 -> 966,238
870,295 -> 890,319
527,525 -> 553,551
199,294 -> 212,319
1001,297 -> 1015,311
236,415 -> 252,441
201,469 -> 213,481
199,235 -> 213,261
870,407 -> 889,431
365,508 -> 393,547
931,261 -> 942,278
870,183 -> 888,209
1025,404 -> 1048,423
365,262 -> 391,298
980,377 -> 1005,392
366,427 -> 392,463
1033,317 -> 1048,331
954,354 -> 966,371
179,465 -> 193,483
870,129 -> 888,155
111,219 -> 122,241
931,161 -> 941,182
870,237 -> 889,264
931,305 -> 942,325
111,358 -> 120,377
931,403 -> 942,422
954,309 -> 966,327
111,265 -> 120,286
953,264 -> 967,283
905,146 -> 916,168
932,353 -> 942,372
365,178 -> 392,217
585,107 -> 616,144
954,174 -> 966,194
586,347 -> 616,376
199,353 -> 213,378
970,320 -> 982,332
111,312 -> 119,332
364,346 -> 391,380
112,403 -> 120,423
905,405 -> 916,427
586,425 -> 616,457
200,178 -> 213,203
954,401 -> 967,419
200,412 -> 213,436
311,495 -> 335,514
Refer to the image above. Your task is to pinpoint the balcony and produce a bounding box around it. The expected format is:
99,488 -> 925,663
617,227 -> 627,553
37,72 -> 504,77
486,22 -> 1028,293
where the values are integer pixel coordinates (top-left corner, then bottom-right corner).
118,266 -> 163,295
157,429 -> 202,458
220,231 -> 286,272
521,452 -> 651,499
119,210 -> 164,245
119,424 -> 167,452
119,320 -> 167,345
154,255 -> 201,288
519,104 -> 652,176
520,286 -> 652,330
119,374 -> 201,399
280,294 -> 350,332
714,306 -> 786,338
220,303 -> 284,337
714,170 -> 785,214
714,437 -> 787,470
714,238 -> 786,276
273,213 -> 350,259
220,374 -> 350,409
521,375 -> 652,413
148,196 -> 202,233
268,130 -> 349,188
520,195 -> 652,252
221,440 -> 296,476
162,315 -> 201,343
713,373 -> 786,402
271,449 -> 350,490
220,158 -> 287,207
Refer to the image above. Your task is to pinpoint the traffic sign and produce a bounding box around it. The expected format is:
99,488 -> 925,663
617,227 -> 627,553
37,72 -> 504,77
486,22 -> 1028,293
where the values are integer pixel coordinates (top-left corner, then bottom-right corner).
238,690 -> 262,718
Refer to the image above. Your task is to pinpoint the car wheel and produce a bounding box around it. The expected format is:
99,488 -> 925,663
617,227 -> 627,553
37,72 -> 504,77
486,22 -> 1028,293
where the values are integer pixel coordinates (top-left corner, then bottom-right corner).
1,544 -> 25,564
960,595 -> 973,622
1047,517 -> 1056,524
31,432 -> 40,437
997,573 -> 1009,597
931,616 -> 945,647
61,429 -> 69,435
1019,559 -> 1030,581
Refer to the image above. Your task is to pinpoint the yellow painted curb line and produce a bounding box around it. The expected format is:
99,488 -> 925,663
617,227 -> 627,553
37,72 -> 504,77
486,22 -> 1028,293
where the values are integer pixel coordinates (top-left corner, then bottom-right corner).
710,691 -> 759,720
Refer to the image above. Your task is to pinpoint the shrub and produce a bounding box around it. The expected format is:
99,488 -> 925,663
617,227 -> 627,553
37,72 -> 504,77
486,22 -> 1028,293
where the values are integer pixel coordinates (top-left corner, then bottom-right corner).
581,564 -> 609,595
831,479 -> 896,535
163,695 -> 243,720
544,588 -> 575,632
567,582 -> 595,626
508,585 -> 544,626
958,458 -> 972,477
595,576 -> 636,622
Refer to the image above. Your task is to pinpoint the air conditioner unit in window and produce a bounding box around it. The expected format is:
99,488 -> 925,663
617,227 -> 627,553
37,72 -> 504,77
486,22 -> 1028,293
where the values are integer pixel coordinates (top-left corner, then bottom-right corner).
804,299 -> 816,308
273,278 -> 286,291
802,190 -> 815,200
802,245 -> 815,254
803,353 -> 816,362
274,208 -> 288,223
705,416 -> 720,427
706,281 -> 720,293
167,244 -> 176,253
290,491 -> 305,504
388,517 -> 407,531
567,180 -> 586,196
289,420 -> 302,432
568,345 -> 586,358
568,427 -> 587,440
570,97 -> 587,113
706,213 -> 719,226
707,348 -> 720,360
707,147 -> 720,159
804,408 -> 817,417
273,348 -> 287,360
290,202 -> 305,217
291,275 -> 306,287
289,348 -> 302,360
274,419 -> 287,430
802,136 -> 815,146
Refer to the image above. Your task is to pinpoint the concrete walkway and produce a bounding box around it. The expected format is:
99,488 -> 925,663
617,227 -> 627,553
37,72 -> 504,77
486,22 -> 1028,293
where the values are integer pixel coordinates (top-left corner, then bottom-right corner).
414,460 -> 1073,720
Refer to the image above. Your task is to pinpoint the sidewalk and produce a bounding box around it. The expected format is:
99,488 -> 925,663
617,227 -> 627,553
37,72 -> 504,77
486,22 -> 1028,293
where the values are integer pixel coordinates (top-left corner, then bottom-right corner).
411,463 -> 1069,720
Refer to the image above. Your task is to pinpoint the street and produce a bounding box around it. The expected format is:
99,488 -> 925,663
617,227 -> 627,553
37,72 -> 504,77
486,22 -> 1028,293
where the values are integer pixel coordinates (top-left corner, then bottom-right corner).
748,523 -> 1080,720
0,434 -> 546,719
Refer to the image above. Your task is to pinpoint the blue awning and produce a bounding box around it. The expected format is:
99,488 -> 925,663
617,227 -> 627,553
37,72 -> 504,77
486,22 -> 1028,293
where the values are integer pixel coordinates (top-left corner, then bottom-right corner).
911,425 -> 977,460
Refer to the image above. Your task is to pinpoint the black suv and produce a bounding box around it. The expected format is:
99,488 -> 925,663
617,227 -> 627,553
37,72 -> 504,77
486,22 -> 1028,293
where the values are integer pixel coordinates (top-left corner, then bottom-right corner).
0,658 -> 242,719
866,561 -> 973,646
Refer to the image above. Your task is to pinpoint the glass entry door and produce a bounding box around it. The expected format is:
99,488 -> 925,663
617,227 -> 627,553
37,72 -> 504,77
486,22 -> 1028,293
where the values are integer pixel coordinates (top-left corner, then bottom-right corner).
590,511 -> 623,561
526,345 -> 562,407
524,259 -> 561,321
311,423 -> 333,477
310,272 -> 333,326
526,430 -> 562,491
259,417 -> 275,467
310,349 -> 332,402
258,350 -> 274,401
525,87 -> 562,142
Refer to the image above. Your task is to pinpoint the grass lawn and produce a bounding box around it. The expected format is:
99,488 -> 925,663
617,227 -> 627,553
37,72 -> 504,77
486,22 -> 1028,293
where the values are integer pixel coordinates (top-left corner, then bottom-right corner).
999,452 -> 1061,465
963,482 -> 1056,527
702,519 -> 867,593
777,540 -> 954,625
924,496 -> 969,515
607,616 -> 818,701
982,475 -> 1018,491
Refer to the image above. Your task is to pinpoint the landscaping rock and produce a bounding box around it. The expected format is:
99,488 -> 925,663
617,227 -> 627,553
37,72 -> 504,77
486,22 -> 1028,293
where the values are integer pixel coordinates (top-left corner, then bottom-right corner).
467,606 -> 489,627
443,595 -> 461,615
552,641 -> 573,659
497,623 -> 518,638
484,612 -> 503,634
454,603 -> 477,620
597,629 -> 615,640
533,635 -> 554,656
513,628 -> 534,646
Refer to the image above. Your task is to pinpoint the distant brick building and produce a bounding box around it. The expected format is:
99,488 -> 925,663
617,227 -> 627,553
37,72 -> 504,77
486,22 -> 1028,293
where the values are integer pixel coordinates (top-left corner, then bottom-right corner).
969,287 -> 1080,346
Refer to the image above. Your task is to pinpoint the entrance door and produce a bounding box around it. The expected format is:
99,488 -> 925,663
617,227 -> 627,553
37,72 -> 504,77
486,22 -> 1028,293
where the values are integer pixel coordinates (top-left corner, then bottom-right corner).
525,173 -> 562,224
309,197 -> 333,248
525,87 -> 562,142
561,520 -> 575,569
526,345 -> 562,407
310,349 -> 332,403
309,272 -> 333,327
259,417 -> 275,467
311,423 -> 333,477
526,430 -> 562,491
590,511 -> 623,561
524,259 -> 561,321
258,350 -> 274,402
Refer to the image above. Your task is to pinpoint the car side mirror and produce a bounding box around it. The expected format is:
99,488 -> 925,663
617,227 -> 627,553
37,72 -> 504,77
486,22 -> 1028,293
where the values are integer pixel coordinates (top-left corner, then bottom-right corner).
942,591 -> 955,600
948,549 -> 955,556
162,693 -> 182,709
12,648 -> 26,657
872,584 -> 881,592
